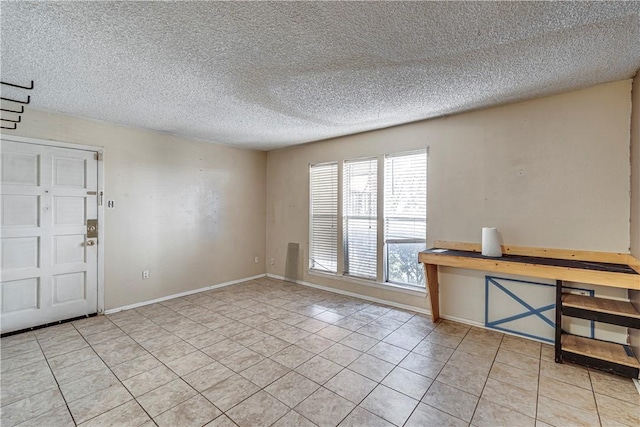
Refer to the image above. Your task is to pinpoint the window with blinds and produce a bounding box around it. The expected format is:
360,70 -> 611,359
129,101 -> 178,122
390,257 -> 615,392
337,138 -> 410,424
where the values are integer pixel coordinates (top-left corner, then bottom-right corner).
344,158 -> 377,280
384,150 -> 427,287
309,162 -> 338,273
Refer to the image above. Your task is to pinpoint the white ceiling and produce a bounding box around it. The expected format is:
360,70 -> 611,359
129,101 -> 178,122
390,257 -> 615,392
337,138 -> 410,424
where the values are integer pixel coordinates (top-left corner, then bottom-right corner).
1,2 -> 639,150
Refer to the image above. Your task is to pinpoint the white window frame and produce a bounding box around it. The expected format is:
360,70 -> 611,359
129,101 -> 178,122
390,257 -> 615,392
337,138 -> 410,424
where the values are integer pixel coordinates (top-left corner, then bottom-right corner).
343,156 -> 378,280
383,149 -> 428,288
309,161 -> 338,274
307,148 -> 428,294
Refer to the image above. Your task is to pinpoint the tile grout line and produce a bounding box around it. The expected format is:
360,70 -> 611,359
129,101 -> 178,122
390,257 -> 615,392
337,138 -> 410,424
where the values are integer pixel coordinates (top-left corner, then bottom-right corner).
466,331 -> 503,426
71,317 -> 160,426
397,339 -> 438,427
414,330 -> 518,425
537,360 -> 609,421
326,336 -> 415,427
336,320 -> 445,426
402,327 -> 462,426
589,370 -> 604,427
534,344 -> 542,425
81,315 -> 241,426
422,326 -> 479,426
0,337 -> 47,375
104,334 -> 202,424
32,333 -> 78,427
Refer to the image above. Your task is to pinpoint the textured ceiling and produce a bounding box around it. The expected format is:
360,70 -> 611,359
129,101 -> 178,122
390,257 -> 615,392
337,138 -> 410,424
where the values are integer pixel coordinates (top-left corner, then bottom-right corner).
1,2 -> 639,150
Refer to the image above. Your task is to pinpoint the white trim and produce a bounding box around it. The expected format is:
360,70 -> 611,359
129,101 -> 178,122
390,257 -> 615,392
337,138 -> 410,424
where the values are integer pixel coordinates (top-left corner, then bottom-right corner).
0,135 -> 106,315
384,148 -> 428,159
440,314 -> 554,345
0,134 -> 102,153
104,274 -> 266,314
268,273 -> 431,315
377,154 -> 384,282
438,314 -> 484,328
307,270 -> 427,297
486,324 -> 554,345
633,378 -> 640,394
309,160 -> 338,168
96,150 -> 105,314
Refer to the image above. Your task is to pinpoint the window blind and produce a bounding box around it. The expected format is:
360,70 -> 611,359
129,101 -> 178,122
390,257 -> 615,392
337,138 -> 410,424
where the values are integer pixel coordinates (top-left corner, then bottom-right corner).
309,162 -> 338,273
344,158 -> 377,279
384,150 -> 427,287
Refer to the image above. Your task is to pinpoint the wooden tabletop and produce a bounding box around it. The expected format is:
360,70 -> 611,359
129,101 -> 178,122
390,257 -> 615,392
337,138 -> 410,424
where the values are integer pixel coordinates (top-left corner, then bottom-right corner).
419,247 -> 640,290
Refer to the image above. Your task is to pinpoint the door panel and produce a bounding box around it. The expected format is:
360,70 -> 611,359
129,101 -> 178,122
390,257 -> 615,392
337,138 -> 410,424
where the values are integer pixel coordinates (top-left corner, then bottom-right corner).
53,235 -> 85,264
53,157 -> 86,188
1,278 -> 39,313
1,152 -> 39,185
52,272 -> 86,305
2,237 -> 39,269
53,196 -> 86,225
1,140 -> 99,334
2,195 -> 39,226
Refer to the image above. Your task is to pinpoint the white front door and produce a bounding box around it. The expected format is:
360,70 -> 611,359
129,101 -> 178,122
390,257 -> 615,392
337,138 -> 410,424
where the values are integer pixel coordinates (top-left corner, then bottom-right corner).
1,140 -> 99,334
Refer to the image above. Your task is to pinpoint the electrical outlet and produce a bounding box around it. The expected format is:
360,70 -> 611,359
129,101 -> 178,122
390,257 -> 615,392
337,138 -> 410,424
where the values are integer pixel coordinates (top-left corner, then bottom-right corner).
142,270 -> 150,279
270,258 -> 275,266
254,256 -> 259,264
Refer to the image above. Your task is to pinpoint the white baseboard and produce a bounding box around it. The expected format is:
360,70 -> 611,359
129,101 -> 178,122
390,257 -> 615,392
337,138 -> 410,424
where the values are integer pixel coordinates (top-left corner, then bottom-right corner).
266,273 -> 432,316
266,274 -> 557,344
439,314 -> 484,329
104,274 -> 266,314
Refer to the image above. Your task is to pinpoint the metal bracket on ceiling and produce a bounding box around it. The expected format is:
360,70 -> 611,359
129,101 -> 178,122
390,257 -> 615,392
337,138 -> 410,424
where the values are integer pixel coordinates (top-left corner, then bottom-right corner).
1,116 -> 21,123
1,105 -> 24,114
1,80 -> 34,90
0,80 -> 34,131
0,95 -> 30,105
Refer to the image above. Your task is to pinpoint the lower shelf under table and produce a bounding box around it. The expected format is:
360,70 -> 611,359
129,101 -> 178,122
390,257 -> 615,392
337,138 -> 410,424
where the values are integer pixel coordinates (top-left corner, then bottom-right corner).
561,334 -> 640,378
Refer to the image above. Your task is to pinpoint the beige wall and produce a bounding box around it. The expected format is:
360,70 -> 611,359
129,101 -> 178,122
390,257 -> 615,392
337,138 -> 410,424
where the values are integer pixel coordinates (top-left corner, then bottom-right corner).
2,108 -> 267,310
629,72 -> 640,358
266,80 -> 633,325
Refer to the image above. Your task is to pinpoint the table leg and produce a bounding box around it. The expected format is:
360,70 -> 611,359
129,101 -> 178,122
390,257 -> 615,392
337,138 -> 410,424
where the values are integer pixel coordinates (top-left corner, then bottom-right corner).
555,279 -> 562,363
425,263 -> 440,322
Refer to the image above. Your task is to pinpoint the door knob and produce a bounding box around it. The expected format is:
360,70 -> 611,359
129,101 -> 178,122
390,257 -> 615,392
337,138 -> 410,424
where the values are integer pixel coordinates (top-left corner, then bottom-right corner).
86,240 -> 96,246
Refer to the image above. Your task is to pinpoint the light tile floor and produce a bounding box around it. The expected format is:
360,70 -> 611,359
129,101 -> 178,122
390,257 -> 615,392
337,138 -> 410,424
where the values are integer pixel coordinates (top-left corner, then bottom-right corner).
1,277 -> 639,427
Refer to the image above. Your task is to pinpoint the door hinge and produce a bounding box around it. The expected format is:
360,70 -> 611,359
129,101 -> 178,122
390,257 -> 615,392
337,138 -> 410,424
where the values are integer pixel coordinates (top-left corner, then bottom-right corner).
94,152 -> 103,161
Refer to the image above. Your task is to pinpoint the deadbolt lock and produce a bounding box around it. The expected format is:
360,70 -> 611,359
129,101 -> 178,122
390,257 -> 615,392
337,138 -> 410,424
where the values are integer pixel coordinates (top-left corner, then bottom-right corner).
87,219 -> 98,238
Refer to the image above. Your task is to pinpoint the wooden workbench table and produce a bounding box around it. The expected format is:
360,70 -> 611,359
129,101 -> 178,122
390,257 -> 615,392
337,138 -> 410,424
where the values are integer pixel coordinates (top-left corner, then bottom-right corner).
419,241 -> 640,322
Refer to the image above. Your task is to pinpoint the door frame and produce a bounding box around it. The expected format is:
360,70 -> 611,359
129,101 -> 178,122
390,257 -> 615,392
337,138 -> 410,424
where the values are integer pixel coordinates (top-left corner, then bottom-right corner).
0,134 -> 106,314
